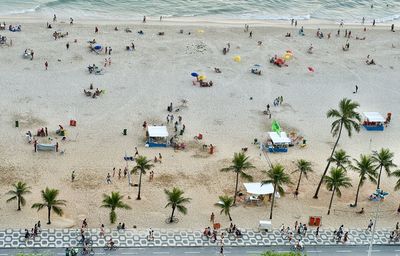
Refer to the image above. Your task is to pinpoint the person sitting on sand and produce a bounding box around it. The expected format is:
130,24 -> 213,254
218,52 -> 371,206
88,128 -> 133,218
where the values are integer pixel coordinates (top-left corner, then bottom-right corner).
342,42 -> 350,51
214,67 -> 221,73
258,41 -> 262,46
356,36 -> 366,40
114,26 -> 118,31
307,44 -> 313,54
366,59 -> 376,65
356,208 -> 365,214
285,32 -> 291,37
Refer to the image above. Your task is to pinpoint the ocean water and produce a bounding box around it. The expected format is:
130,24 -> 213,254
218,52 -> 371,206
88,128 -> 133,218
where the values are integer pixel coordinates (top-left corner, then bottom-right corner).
0,0 -> 400,23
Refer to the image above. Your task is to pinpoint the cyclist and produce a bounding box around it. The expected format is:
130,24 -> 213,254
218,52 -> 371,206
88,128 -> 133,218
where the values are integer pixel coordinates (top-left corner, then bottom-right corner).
296,239 -> 304,250
107,238 -> 115,249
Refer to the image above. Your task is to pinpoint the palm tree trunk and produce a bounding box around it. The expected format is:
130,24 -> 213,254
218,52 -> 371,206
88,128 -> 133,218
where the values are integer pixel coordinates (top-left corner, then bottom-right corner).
269,184 -> 277,219
295,171 -> 303,194
377,166 -> 383,189
17,196 -> 21,211
47,206 -> 51,224
228,212 -> 232,222
233,172 -> 239,205
314,122 -> 343,199
137,171 -> 143,200
327,187 -> 336,215
354,177 -> 362,207
170,206 -> 176,223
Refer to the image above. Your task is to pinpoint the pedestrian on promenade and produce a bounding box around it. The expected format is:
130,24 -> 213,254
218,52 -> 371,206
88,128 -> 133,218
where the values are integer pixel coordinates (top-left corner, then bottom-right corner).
367,219 -> 373,231
99,224 -> 105,237
315,226 -> 319,237
210,212 -> 215,224
37,221 -> 41,233
294,221 -> 298,231
135,147 -> 139,156
396,222 -> 399,230
147,228 -> 154,240
220,245 -> 224,255
45,61 -> 48,70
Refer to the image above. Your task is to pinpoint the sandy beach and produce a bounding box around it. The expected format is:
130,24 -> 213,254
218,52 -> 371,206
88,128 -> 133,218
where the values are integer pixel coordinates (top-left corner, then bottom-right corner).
0,17 -> 399,230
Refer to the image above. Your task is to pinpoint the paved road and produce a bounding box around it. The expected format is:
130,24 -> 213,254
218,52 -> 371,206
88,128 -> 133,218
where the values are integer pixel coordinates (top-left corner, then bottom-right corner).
2,245 -> 400,256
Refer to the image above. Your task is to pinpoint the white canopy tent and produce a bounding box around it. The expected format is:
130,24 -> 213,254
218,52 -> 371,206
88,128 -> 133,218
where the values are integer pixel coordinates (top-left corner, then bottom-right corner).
147,126 -> 169,137
244,182 -> 274,195
363,112 -> 385,122
268,132 -> 291,144
146,126 -> 169,147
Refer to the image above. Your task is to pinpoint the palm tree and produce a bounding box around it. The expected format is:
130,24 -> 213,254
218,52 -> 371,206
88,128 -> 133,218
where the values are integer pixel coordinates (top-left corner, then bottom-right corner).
101,191 -> 131,224
324,168 -> 352,215
372,148 -> 397,189
262,164 -> 291,220
292,159 -> 313,195
164,187 -> 191,223
220,152 -> 254,205
392,169 -> 400,191
131,156 -> 154,200
329,149 -> 351,170
351,155 -> 377,207
31,187 -> 66,224
314,98 -> 360,199
6,181 -> 31,211
215,195 -> 234,221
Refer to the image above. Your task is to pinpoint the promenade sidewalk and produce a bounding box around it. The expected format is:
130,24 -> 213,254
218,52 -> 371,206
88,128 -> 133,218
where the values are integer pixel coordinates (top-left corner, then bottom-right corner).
0,227 -> 397,248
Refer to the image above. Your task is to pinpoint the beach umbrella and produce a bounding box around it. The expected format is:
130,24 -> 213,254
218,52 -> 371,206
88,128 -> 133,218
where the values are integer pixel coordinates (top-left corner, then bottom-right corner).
308,67 -> 315,72
197,29 -> 204,33
191,72 -> 199,77
233,55 -> 241,62
93,44 -> 102,50
198,75 -> 206,80
283,53 -> 292,61
271,120 -> 281,134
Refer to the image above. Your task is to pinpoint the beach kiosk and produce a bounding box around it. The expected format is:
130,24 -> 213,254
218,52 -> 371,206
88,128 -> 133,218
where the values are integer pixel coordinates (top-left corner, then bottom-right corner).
146,126 -> 169,147
363,112 -> 385,131
267,132 -> 291,153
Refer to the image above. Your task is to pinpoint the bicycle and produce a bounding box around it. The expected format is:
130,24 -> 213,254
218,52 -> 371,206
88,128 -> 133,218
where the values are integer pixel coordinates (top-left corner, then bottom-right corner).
103,244 -> 117,251
80,247 -> 95,255
290,244 -> 305,252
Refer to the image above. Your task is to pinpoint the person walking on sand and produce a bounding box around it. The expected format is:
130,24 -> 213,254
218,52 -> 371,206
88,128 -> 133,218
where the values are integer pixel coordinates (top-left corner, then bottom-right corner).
353,85 -> 358,94
135,147 -> 139,157
367,219 -> 373,231
106,173 -> 112,184
105,46 -> 108,55
118,169 -> 121,179
112,167 -> 116,177
95,26 -> 98,33
391,24 -> 395,32
210,212 -> 215,224
45,61 -> 48,70
71,171 -> 76,182
372,19 -> 376,26
158,153 -> 162,163
53,14 -> 57,22
249,31 -> 253,38
143,16 -> 146,23
66,42 -> 69,50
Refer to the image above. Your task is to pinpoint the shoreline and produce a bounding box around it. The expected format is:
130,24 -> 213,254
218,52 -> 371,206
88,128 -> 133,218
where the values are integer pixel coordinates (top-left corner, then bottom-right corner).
1,15 -> 400,28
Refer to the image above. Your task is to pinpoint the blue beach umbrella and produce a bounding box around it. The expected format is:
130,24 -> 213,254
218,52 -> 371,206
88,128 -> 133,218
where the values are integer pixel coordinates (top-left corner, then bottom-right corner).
191,72 -> 198,77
